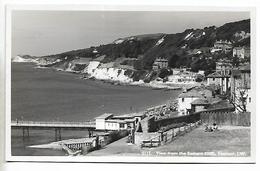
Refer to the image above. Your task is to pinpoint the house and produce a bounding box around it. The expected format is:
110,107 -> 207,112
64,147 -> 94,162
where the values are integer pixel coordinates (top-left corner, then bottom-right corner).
93,49 -> 98,54
168,69 -> 198,83
206,71 -> 230,95
152,57 -> 168,70
95,113 -> 145,130
178,90 -> 204,116
211,40 -> 233,53
233,46 -> 250,59
194,88 -> 213,98
95,113 -> 114,130
103,119 -> 129,130
230,64 -> 251,112
216,61 -> 233,75
112,113 -> 146,125
191,98 -> 209,113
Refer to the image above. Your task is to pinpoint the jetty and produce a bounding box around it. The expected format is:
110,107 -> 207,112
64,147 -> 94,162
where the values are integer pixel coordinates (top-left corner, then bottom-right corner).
11,120 -> 96,140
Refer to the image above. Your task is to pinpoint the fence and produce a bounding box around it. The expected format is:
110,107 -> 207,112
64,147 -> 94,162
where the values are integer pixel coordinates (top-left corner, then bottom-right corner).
154,109 -> 250,129
200,111 -> 250,126
140,120 -> 201,148
155,112 -> 201,129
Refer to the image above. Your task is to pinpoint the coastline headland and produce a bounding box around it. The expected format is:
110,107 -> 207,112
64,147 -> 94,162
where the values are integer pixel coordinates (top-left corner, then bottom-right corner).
12,55 -> 200,90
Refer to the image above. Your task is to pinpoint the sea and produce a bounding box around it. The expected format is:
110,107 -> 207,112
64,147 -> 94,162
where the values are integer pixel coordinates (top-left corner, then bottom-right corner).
11,63 -> 181,156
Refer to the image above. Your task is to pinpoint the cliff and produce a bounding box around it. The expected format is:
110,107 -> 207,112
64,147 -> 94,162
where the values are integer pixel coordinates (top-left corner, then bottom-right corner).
12,19 -> 250,86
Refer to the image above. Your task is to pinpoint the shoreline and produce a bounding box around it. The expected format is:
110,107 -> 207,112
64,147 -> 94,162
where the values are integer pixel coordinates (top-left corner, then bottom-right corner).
13,60 -> 201,91
31,62 -> 199,91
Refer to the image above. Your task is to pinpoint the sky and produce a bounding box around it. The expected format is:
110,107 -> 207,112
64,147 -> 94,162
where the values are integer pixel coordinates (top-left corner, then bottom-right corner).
12,11 -> 250,57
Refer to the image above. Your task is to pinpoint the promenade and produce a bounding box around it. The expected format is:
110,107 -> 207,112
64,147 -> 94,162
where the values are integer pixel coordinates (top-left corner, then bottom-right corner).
87,125 -> 250,157
88,137 -> 141,156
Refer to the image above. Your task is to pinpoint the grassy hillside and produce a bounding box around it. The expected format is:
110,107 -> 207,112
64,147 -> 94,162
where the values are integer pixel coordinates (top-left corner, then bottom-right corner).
40,19 -> 250,72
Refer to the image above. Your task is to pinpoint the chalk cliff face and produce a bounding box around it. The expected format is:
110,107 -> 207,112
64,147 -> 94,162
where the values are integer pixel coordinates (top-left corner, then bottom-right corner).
12,55 -> 38,63
82,61 -> 133,83
89,67 -> 133,83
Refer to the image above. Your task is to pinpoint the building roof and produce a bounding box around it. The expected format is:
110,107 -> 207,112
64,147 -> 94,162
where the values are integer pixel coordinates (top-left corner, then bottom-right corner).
233,46 -> 250,50
207,100 -> 234,110
191,98 -> 209,105
178,90 -> 204,98
105,119 -> 126,123
232,64 -> 250,77
216,62 -> 232,67
215,40 -> 232,45
133,112 -> 146,117
206,71 -> 230,78
154,57 -> 168,62
96,113 -> 113,119
112,112 -> 144,119
124,118 -> 136,123
231,70 -> 241,77
112,115 -> 133,119
239,64 -> 250,71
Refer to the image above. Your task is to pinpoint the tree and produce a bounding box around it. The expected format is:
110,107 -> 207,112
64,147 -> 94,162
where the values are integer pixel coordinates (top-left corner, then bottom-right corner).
238,89 -> 248,112
232,55 -> 240,67
158,68 -> 172,79
168,54 -> 180,68
195,74 -> 204,82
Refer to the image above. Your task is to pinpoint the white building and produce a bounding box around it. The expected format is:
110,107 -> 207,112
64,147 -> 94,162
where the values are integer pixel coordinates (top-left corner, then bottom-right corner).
152,57 -> 168,70
112,113 -> 145,125
206,71 -> 230,95
191,98 -> 209,113
216,61 -> 232,75
233,46 -> 250,59
104,119 -> 128,130
95,113 -> 144,130
178,90 -> 204,116
95,113 -> 114,130
211,40 -> 233,53
168,69 -> 197,83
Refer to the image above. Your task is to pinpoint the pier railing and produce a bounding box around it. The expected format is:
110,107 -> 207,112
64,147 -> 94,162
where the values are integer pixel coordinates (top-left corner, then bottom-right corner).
11,120 -> 96,128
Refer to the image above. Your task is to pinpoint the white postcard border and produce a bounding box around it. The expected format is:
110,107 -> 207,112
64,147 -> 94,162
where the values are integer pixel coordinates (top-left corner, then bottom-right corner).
3,3 -> 257,163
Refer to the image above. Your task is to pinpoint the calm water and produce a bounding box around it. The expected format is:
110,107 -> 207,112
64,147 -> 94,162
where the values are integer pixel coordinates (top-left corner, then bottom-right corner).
11,63 -> 181,156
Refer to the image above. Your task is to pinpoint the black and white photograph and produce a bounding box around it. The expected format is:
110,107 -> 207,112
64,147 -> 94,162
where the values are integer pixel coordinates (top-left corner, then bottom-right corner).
1,3 -> 257,164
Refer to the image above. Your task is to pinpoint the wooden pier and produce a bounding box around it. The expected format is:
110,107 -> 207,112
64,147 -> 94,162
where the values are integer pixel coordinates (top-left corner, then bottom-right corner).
11,120 -> 96,140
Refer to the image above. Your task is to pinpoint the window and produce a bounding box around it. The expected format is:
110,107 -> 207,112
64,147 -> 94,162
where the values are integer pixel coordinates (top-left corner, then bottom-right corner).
119,123 -> 125,128
182,98 -> 184,102
249,97 -> 251,103
213,78 -> 215,81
